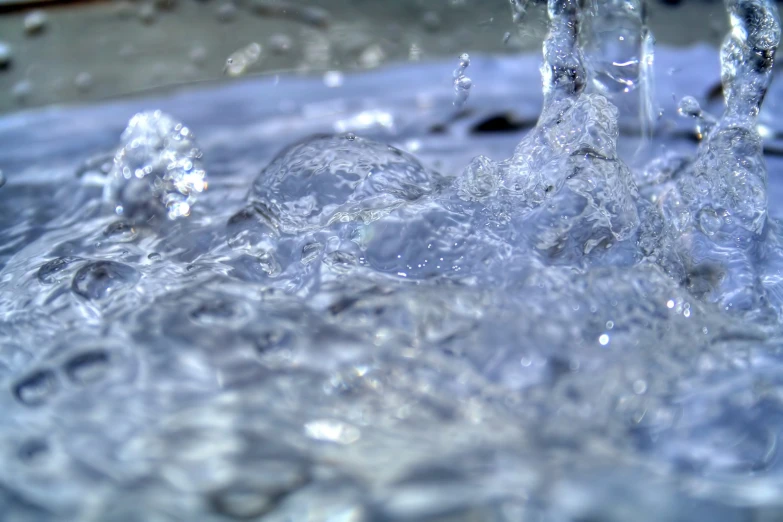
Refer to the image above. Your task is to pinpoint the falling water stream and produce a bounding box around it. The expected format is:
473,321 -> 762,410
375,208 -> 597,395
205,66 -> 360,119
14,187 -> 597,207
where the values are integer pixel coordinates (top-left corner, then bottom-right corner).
1,0 -> 783,520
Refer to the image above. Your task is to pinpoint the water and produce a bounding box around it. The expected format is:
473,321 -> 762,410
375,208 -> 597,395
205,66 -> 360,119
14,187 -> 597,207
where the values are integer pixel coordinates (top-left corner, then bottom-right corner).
453,53 -> 473,106
2,1 -> 783,520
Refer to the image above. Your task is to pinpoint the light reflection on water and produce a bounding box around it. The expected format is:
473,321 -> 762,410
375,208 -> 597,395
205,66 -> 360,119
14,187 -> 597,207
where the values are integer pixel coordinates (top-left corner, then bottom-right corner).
0,34 -> 783,521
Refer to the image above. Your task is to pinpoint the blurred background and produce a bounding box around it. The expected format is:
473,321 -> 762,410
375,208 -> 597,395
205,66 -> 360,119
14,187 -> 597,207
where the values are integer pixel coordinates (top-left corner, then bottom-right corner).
0,0 -> 750,114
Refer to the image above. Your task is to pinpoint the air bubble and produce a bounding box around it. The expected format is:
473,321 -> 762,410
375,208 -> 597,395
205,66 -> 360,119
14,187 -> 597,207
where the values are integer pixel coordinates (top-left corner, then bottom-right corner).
632,380 -> 648,394
225,43 -> 262,77
13,369 -> 58,407
71,261 -> 140,301
677,96 -> 702,117
249,134 -> 443,233
64,350 -> 110,385
301,243 -> 323,265
23,10 -> 48,35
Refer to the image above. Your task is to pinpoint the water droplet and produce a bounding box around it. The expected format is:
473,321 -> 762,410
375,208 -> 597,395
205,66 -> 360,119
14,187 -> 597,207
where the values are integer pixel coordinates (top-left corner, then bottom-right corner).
71,261 -> 140,301
225,43 -> 263,77
23,10 -> 48,35
148,252 -> 161,261
0,41 -> 12,69
358,44 -> 385,69
13,369 -> 58,407
64,350 -> 110,385
453,53 -> 472,107
598,334 -> 610,346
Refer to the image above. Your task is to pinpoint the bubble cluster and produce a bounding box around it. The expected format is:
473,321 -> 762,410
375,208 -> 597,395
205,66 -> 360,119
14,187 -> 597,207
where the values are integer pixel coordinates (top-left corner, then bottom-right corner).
104,110 -> 208,220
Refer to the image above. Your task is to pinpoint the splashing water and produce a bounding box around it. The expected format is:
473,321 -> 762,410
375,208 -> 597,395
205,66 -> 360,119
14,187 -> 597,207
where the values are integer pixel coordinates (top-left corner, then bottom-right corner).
104,110 -> 208,220
1,0 -> 783,520
452,52 -> 472,107
582,0 -> 657,143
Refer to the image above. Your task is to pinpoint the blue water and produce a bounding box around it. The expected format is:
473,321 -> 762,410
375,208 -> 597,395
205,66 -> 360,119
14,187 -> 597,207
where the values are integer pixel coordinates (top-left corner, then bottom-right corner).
1,44 -> 783,521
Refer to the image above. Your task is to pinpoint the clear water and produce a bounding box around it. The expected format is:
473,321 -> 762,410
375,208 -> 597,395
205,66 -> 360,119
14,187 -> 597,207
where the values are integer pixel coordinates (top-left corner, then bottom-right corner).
2,1 -> 783,520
